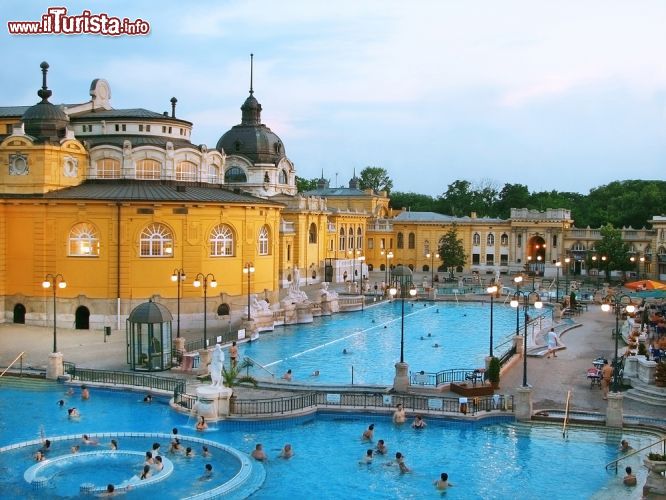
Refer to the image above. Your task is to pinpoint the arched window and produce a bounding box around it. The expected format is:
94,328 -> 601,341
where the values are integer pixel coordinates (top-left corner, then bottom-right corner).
176,161 -> 197,182
339,228 -> 345,251
473,233 -> 480,246
136,159 -> 161,180
348,227 -> 354,249
258,225 -> 270,255
224,166 -> 247,183
487,233 -> 495,246
97,158 -> 120,179
572,242 -> 585,252
408,232 -> 415,249
68,222 -> 100,256
397,232 -> 404,249
356,227 -> 363,250
210,224 -> 234,256
500,233 -> 509,246
139,223 -> 173,257
208,164 -> 220,183
309,223 -> 317,244
279,170 -> 288,184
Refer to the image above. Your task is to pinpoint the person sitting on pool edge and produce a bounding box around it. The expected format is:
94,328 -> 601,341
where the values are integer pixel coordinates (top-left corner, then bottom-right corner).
251,443 -> 267,461
434,472 -> 454,490
623,466 -> 637,486
281,369 -> 293,381
196,416 -> 207,431
140,465 -> 151,480
153,455 -> 164,472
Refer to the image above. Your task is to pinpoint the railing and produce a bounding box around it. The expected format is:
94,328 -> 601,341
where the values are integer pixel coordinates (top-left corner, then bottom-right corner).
64,363 -> 186,398
0,351 -> 25,378
173,392 -> 197,411
562,390 -> 572,438
605,437 -> 666,472
244,356 -> 275,378
231,391 -> 514,417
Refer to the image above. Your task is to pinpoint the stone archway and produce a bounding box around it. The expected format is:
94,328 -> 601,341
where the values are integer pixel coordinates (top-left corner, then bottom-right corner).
217,303 -> 230,316
75,306 -> 90,330
13,303 -> 26,324
527,236 -> 547,275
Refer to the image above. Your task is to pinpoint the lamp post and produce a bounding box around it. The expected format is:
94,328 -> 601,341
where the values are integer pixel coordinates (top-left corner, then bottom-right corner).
426,252 -> 439,287
601,294 -> 635,393
592,255 -> 598,289
564,257 -> 571,298
487,285 -> 498,357
388,266 -> 417,364
42,273 -> 67,353
630,256 -> 637,279
511,289 -> 543,387
601,255 -> 607,285
639,256 -> 645,279
381,250 -> 394,290
243,262 -> 255,320
193,273 -> 217,349
513,276 -> 523,337
171,269 -> 186,338
555,261 -> 561,303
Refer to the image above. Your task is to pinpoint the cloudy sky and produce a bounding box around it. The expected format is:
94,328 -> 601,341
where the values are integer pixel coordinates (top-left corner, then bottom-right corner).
2,0 -> 665,196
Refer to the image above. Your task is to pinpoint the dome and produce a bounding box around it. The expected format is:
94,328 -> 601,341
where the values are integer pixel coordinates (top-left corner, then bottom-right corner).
22,62 -> 69,141
216,121 -> 286,165
128,300 -> 173,324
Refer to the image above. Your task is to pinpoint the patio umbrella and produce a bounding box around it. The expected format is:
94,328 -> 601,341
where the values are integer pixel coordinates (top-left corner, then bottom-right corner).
624,280 -> 666,291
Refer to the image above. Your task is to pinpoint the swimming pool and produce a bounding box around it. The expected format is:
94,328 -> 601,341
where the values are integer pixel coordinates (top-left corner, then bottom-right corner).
0,379 -> 655,499
239,301 -> 538,385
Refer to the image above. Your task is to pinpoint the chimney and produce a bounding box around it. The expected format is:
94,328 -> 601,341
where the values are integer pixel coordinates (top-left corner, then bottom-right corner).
170,97 -> 177,118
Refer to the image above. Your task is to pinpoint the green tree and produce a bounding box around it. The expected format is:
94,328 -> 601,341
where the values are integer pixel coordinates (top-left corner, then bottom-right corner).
296,176 -> 320,192
438,180 -> 474,216
594,224 -> 632,279
438,223 -> 466,278
495,183 -> 531,218
359,166 -> 393,194
389,191 -> 437,212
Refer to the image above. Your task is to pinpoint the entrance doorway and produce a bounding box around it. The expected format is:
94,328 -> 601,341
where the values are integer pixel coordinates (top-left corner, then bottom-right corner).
13,303 -> 26,324
75,306 -> 90,330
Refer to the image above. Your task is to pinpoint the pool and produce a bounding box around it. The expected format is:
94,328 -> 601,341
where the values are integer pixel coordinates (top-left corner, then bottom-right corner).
239,301 -> 538,385
0,379 -> 657,499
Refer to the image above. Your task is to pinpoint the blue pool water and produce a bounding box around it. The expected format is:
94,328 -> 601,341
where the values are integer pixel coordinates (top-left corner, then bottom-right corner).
239,301 -> 534,384
0,379 -> 654,499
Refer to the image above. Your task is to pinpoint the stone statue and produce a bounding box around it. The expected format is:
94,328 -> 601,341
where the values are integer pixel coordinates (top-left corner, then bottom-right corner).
250,294 -> 271,313
286,268 -> 309,303
320,281 -> 338,299
209,344 -> 224,387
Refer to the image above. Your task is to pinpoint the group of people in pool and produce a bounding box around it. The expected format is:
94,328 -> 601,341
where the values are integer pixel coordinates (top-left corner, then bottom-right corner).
354,405 -> 454,489
250,442 -> 294,461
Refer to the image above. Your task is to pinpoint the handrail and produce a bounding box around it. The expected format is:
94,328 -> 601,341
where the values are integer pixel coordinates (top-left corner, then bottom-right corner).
244,355 -> 275,378
562,390 -> 572,438
605,437 -> 666,472
0,351 -> 26,378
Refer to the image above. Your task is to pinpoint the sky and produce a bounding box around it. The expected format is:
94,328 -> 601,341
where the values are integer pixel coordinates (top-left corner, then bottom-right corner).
1,0 -> 665,196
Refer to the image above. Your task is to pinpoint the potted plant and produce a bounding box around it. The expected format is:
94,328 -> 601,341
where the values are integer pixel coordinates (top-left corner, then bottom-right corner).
655,360 -> 666,387
645,452 -> 666,474
487,357 -> 501,389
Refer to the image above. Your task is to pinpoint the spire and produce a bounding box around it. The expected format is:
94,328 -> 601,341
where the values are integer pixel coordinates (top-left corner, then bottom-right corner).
250,53 -> 254,95
38,61 -> 53,102
241,53 -> 262,125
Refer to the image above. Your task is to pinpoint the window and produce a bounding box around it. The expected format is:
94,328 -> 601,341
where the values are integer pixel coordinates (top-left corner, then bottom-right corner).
472,253 -> 480,265
287,244 -> 291,261
258,225 -> 270,255
97,158 -> 120,179
487,234 -> 495,246
309,223 -> 317,244
357,227 -> 363,250
552,235 -> 558,248
139,124 -> 144,132
500,233 -> 509,246
500,254 -> 508,265
339,228 -> 345,251
208,164 -> 219,183
486,254 -> 494,265
368,238 -> 374,250
162,126 -> 167,133
348,228 -> 354,249
115,124 -> 120,132
408,232 -> 415,249
136,159 -> 161,180
572,242 -> 585,252
264,172 -> 270,183
224,167 -> 247,183
517,234 -> 522,247
176,161 -> 197,182
139,223 -> 173,257
473,233 -> 480,246
168,127 -> 172,134
329,239 -> 333,251
424,240 -> 430,256
122,124 -> 126,131
397,232 -> 404,249
279,170 -> 287,184
68,223 -> 100,256
146,125 -> 151,132
210,224 -> 234,256
380,238 -> 385,250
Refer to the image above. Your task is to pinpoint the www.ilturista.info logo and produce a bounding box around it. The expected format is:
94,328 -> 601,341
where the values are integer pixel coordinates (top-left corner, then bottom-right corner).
7,7 -> 150,36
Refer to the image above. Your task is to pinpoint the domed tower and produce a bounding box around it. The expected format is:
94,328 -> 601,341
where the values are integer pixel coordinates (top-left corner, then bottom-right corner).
22,62 -> 69,142
216,54 -> 296,197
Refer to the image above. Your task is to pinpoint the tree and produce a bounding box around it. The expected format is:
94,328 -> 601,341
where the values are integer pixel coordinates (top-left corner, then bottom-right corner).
594,223 -> 632,279
295,176 -> 320,193
438,223 -> 466,278
389,191 -> 437,212
359,166 -> 393,194
495,183 -> 531,218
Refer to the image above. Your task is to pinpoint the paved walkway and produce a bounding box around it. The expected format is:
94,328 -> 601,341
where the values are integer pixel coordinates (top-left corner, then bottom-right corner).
0,307 -> 662,418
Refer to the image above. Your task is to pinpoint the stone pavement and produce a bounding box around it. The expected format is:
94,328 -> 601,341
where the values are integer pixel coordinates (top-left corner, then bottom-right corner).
0,307 -> 663,418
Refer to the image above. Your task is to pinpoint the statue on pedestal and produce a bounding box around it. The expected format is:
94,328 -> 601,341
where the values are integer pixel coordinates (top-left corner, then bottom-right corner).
209,344 -> 224,387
